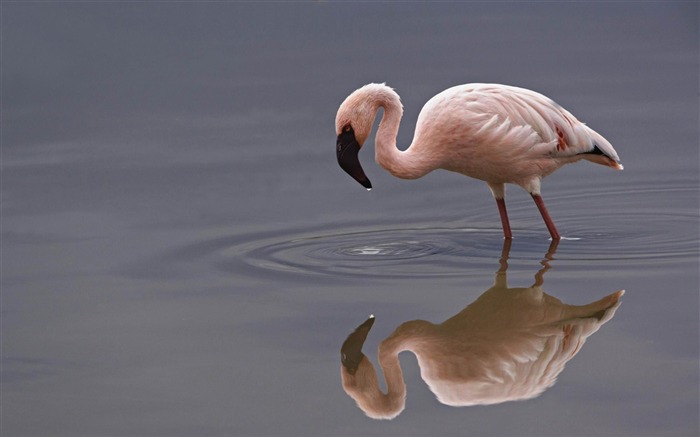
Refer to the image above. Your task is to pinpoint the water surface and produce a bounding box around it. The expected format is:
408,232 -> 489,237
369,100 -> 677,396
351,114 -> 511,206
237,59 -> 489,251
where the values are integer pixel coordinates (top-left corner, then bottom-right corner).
2,3 -> 698,436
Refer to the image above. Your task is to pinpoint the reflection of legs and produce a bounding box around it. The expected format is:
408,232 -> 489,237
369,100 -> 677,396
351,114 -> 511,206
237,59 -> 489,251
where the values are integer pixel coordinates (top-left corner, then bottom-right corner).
494,238 -> 512,288
533,262 -> 550,287
533,239 -> 559,287
545,239 -> 559,260
498,238 -> 512,273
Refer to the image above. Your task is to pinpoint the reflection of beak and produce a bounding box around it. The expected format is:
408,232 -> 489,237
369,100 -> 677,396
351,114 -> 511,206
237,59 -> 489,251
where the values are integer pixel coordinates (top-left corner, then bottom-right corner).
336,128 -> 372,190
340,315 -> 375,375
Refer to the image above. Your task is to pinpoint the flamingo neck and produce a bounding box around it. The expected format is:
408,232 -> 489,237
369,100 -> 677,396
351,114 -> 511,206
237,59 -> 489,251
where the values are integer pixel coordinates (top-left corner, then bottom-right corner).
343,320 -> 432,419
378,345 -> 407,399
374,320 -> 433,406
372,90 -> 432,180
345,348 -> 406,419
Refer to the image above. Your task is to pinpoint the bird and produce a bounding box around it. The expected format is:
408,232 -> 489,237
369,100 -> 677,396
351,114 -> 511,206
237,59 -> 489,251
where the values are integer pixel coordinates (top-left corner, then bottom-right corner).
339,241 -> 624,419
335,83 -> 623,239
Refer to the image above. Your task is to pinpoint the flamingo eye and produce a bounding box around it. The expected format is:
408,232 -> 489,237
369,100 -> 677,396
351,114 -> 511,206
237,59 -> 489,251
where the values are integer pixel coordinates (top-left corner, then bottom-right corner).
343,125 -> 352,132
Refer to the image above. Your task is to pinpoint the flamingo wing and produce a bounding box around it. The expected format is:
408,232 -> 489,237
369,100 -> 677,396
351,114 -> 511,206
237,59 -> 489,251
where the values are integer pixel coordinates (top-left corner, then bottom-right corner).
465,85 -> 622,169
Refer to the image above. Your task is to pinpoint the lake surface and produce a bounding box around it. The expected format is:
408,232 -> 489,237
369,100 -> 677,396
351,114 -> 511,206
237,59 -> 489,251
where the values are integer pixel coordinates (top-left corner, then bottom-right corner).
3,3 -> 698,436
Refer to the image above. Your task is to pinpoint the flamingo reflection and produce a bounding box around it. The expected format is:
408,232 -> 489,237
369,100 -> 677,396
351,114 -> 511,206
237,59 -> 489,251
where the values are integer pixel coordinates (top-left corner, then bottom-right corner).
340,240 -> 624,420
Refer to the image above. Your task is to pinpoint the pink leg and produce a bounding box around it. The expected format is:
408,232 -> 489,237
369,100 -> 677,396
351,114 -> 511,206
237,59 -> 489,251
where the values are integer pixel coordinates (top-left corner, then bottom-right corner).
531,194 -> 561,240
495,198 -> 513,239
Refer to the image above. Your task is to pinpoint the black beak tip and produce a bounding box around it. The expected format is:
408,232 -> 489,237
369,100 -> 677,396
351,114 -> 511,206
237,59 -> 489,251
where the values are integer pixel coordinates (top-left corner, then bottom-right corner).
360,314 -> 376,329
337,128 -> 372,190
340,315 -> 376,374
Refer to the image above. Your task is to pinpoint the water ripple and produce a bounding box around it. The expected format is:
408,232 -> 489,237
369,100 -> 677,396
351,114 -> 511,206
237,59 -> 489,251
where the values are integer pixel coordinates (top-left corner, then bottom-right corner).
175,186 -> 697,280
219,226 -> 499,279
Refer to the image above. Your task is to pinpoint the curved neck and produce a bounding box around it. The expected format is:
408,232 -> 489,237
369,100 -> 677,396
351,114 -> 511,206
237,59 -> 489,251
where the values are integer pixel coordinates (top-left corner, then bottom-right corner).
344,352 -> 406,420
372,91 -> 432,180
378,344 -> 407,400
341,320 -> 433,419
361,339 -> 407,419
341,335 -> 408,419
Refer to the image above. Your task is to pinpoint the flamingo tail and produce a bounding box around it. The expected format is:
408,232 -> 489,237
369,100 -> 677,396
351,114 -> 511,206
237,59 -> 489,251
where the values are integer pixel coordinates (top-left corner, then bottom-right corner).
579,125 -> 623,170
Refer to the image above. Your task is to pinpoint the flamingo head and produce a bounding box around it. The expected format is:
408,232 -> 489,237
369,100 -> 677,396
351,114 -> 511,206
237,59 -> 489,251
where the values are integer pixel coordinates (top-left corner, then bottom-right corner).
340,315 -> 406,420
335,89 -> 377,190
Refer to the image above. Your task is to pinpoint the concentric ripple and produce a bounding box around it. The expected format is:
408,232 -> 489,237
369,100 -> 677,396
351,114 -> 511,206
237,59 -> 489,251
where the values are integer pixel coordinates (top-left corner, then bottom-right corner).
220,226 -> 510,279
172,185 -> 697,281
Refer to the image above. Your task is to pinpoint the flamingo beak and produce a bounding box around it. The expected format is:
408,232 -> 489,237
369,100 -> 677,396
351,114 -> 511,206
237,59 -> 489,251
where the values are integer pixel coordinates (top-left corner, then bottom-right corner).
340,315 -> 375,375
336,127 -> 372,190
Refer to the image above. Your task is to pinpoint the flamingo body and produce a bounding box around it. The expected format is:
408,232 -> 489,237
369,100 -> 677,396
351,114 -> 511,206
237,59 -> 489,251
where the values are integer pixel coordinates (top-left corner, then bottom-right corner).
335,83 -> 623,239
339,242 -> 625,419
340,288 -> 624,419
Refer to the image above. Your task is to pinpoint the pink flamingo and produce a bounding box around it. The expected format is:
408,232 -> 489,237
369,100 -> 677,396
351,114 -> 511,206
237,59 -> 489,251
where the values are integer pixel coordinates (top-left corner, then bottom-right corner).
335,83 -> 623,239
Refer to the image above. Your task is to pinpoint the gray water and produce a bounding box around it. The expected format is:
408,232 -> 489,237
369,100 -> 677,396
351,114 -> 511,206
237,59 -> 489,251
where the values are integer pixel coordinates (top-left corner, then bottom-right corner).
2,3 -> 698,436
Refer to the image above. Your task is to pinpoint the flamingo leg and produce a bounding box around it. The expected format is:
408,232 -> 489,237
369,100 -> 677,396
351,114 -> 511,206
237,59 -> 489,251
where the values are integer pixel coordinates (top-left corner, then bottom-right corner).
495,198 -> 513,239
531,194 -> 561,240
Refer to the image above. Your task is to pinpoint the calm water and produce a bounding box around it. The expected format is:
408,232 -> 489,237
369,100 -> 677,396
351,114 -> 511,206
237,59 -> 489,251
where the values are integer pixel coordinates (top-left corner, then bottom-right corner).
3,3 -> 698,436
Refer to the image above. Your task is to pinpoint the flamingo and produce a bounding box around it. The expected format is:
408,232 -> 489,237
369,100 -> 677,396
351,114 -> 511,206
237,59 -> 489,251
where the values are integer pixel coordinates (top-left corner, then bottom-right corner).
335,83 -> 623,239
340,241 -> 625,419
